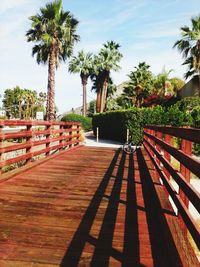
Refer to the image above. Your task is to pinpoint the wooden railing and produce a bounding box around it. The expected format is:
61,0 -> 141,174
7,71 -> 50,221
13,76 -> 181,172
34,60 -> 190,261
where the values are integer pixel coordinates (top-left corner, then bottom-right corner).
0,120 -> 81,173
143,126 -> 200,250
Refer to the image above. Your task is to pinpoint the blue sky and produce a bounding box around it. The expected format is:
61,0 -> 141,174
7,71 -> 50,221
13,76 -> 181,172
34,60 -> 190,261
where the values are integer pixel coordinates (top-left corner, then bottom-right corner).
0,0 -> 199,114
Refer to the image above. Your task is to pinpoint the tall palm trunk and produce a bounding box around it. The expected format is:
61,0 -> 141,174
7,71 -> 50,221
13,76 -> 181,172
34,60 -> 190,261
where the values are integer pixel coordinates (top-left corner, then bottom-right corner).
96,82 -> 101,113
47,46 -> 56,121
198,73 -> 200,97
100,73 -> 109,112
103,79 -> 109,111
81,74 -> 87,117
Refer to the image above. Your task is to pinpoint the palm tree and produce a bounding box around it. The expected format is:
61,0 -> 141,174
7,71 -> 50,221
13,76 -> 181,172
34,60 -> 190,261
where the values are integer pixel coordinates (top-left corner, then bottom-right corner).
69,50 -> 93,117
173,15 -> 200,94
98,41 -> 123,112
153,68 -> 173,97
91,74 -> 116,111
90,55 -> 104,113
125,62 -> 153,107
26,0 -> 80,120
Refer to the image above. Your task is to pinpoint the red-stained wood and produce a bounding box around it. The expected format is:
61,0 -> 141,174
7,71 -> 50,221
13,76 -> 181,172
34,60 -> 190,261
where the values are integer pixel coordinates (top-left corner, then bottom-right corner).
163,134 -> 172,180
179,139 -> 192,208
0,120 -> 81,172
0,119 -> 80,127
0,147 -> 198,266
144,126 -> 200,252
0,128 -> 76,141
144,140 -> 200,249
179,139 -> 192,234
146,125 -> 200,143
0,139 -> 80,168
144,131 -> 200,178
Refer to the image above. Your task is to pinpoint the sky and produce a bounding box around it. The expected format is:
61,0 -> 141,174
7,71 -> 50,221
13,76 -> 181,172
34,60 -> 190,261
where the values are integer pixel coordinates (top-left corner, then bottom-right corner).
0,0 -> 199,115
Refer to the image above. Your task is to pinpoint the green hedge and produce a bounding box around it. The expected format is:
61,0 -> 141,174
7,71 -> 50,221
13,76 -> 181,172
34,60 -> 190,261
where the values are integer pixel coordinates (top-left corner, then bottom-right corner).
93,108 -> 143,143
61,113 -> 92,132
92,104 -> 199,143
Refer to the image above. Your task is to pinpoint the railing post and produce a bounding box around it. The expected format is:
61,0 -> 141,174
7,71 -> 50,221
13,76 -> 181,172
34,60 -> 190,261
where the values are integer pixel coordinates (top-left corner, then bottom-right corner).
59,124 -> 64,151
0,125 -> 3,174
162,134 -> 172,197
69,124 -> 73,148
163,134 -> 172,179
96,127 -> 99,143
26,124 -> 33,164
155,131 -> 162,167
154,130 -> 162,179
150,129 -> 155,158
178,138 -> 192,232
46,123 -> 51,156
76,124 -> 80,146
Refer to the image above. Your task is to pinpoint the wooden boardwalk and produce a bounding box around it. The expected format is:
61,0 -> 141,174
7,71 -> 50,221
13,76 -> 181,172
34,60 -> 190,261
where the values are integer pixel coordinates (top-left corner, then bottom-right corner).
0,146 -> 198,267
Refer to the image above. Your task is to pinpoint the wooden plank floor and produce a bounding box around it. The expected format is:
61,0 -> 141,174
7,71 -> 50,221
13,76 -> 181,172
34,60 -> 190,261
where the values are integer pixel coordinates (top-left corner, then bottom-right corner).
0,146 -> 198,267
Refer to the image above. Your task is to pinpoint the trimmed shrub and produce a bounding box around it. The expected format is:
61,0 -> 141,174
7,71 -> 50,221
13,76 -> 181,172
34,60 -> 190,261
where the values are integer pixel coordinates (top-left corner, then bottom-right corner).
61,113 -> 92,132
93,108 -> 154,143
173,97 -> 200,112
92,105 -> 191,143
164,106 -> 185,126
191,107 -> 200,128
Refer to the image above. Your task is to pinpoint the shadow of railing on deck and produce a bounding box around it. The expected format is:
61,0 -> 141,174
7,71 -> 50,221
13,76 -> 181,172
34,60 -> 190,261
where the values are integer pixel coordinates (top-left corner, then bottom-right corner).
61,148 -> 182,267
136,148 -> 182,267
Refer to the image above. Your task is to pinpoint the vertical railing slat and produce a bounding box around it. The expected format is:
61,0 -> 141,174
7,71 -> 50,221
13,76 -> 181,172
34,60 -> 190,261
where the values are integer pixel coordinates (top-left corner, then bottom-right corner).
178,138 -> 192,233
0,124 -> 3,174
0,120 -> 80,173
26,124 -> 33,163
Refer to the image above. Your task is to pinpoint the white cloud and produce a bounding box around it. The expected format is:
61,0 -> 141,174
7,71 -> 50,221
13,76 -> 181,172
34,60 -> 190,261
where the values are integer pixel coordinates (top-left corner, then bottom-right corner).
130,41 -> 156,51
0,0 -> 196,114
0,0 -> 28,13
111,49 -> 186,87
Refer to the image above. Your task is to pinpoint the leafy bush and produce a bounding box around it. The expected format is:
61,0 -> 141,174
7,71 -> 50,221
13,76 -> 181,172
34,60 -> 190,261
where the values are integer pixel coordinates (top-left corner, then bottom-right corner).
141,105 -> 166,125
92,108 -> 143,143
61,113 -> 92,132
164,106 -> 185,126
173,97 -> 200,112
191,107 -> 200,128
0,116 -> 6,119
92,105 -> 192,143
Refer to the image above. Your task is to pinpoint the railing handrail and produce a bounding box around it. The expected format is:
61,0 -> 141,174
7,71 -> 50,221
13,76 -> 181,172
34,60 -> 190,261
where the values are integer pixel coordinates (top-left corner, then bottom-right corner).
143,125 -> 200,250
0,120 -> 81,173
146,125 -> 200,143
0,119 -> 80,127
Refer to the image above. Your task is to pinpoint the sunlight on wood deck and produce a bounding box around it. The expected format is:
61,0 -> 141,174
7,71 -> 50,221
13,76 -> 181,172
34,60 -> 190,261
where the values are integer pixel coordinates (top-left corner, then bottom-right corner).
0,147 -> 198,266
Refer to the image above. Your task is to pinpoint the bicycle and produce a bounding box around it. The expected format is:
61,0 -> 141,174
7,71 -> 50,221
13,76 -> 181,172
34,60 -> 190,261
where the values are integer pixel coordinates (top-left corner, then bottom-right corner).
122,129 -> 142,154
123,140 -> 142,154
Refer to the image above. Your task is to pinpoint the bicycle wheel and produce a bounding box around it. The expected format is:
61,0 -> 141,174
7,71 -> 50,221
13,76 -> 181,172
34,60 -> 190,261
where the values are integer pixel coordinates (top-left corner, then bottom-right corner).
123,142 -> 135,154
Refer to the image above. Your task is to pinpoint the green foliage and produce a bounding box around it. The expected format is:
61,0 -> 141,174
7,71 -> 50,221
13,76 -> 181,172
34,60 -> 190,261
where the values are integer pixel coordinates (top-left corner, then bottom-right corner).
191,106 -> 200,155
91,41 -> 123,112
164,106 -> 185,126
26,0 -> 80,66
106,97 -> 121,111
170,78 -> 185,93
173,15 -> 200,79
88,100 -> 96,117
2,161 -> 26,173
93,110 -> 131,142
26,0 -> 79,119
191,106 -> 200,128
122,62 -> 154,108
92,103 -> 199,142
61,113 -> 92,132
2,86 -> 46,119
141,106 -> 166,125
0,116 -> 6,119
173,97 -> 200,112
93,108 -> 155,143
